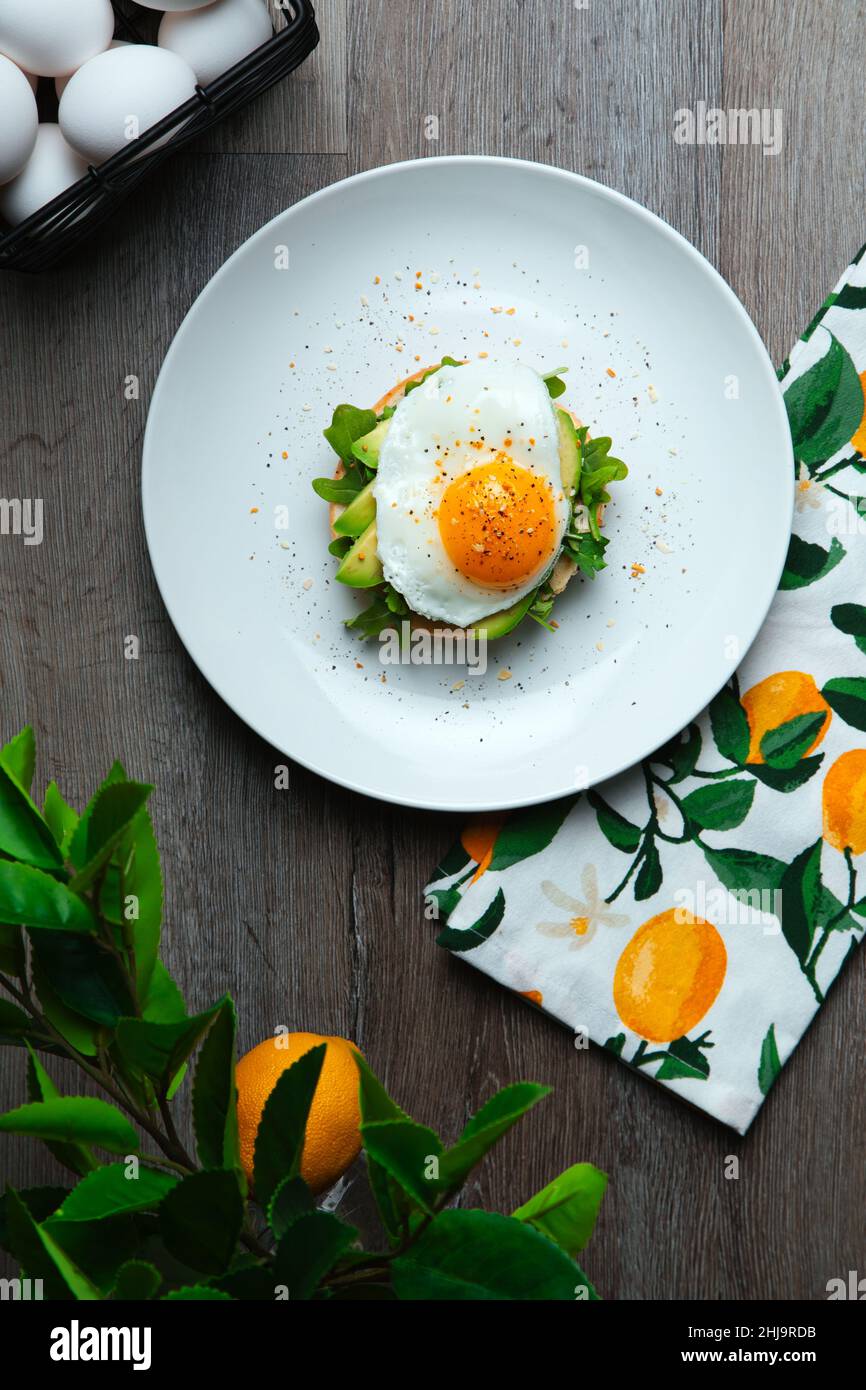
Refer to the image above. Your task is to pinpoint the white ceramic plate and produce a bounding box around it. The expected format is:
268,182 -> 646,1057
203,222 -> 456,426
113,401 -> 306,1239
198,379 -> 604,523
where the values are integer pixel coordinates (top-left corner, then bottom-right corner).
142,156 -> 793,812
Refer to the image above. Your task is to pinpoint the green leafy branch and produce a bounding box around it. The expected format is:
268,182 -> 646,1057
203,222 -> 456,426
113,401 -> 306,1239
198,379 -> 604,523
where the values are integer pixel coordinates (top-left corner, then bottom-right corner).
0,727 -> 607,1301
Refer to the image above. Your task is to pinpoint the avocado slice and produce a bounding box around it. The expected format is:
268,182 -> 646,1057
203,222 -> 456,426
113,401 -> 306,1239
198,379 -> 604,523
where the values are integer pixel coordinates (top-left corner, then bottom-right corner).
467,590 -> 537,641
557,408 -> 580,494
335,520 -> 384,588
333,479 -> 376,537
350,418 -> 391,468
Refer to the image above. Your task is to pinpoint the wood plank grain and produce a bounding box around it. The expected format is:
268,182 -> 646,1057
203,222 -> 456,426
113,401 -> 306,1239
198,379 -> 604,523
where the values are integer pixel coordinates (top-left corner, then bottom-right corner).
718,0 -> 866,1301
347,0 -> 722,259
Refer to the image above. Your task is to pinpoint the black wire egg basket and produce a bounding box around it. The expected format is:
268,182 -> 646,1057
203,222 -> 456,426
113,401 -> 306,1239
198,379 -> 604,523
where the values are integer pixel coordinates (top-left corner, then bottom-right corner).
0,0 -> 319,273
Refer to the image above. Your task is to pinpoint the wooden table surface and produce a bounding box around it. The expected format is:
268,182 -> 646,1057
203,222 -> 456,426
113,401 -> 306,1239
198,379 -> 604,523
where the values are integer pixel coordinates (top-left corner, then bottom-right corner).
1,0 -> 863,1300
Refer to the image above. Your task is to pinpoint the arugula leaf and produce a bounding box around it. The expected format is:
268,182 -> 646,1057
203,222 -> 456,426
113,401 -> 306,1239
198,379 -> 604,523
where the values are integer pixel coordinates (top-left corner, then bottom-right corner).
312,473 -> 364,505
323,404 -> 378,463
345,586 -> 409,639
564,533 -> 609,578
345,595 -> 396,639
527,588 -> 556,630
542,368 -> 568,399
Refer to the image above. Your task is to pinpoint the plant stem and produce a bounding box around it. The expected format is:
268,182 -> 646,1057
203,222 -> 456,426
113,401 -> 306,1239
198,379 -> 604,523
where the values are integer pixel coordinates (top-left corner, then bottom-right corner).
0,970 -> 192,1169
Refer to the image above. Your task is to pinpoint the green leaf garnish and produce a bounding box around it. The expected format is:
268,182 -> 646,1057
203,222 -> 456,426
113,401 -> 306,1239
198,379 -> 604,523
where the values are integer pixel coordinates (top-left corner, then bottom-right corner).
323,404 -> 378,463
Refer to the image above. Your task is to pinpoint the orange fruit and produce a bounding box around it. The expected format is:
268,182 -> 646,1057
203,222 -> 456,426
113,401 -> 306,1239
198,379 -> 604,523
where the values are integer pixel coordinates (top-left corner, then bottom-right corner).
741,670 -> 831,764
613,909 -> 727,1043
851,370 -> 866,455
236,1032 -> 362,1194
822,749 -> 866,854
461,817 -> 503,882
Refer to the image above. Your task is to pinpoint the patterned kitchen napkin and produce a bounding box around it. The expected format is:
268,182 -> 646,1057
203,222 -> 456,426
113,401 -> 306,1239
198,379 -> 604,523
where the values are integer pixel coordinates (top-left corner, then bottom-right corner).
425,245 -> 866,1133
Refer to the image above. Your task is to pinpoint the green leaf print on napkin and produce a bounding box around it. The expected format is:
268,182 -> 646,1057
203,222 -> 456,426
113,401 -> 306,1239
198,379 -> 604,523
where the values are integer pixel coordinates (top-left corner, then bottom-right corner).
784,332 -> 863,464
821,677 -> 866,730
435,888 -> 506,952
486,797 -> 577,872
757,1024 -> 782,1095
779,534 -> 846,590
830,604 -> 866,655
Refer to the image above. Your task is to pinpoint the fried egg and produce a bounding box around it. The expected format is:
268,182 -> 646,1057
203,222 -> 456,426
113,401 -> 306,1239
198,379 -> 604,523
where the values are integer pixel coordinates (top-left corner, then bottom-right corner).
374,361 -> 568,626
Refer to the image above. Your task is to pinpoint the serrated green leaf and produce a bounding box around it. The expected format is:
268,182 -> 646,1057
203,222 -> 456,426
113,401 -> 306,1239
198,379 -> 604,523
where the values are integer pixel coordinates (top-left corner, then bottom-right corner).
30,929 -> 134,1025
116,1001 -> 223,1091
267,1174 -> 314,1240
159,1170 -> 244,1275
391,1209 -> 593,1300
360,1119 -> 444,1214
0,763 -> 62,871
25,1044 -> 98,1177
363,1155 -> 406,1245
141,959 -> 187,1023
441,1083 -> 549,1188
0,862 -> 94,933
42,782 -> 79,854
513,1163 -> 607,1255
90,807 -> 163,1001
112,1259 -> 161,1300
31,956 -> 100,1056
252,1043 -> 326,1210
54,1165 -> 177,1222
3,1188 -> 100,1301
68,782 -> 153,894
193,998 -> 240,1174
272,1211 -> 357,1301
0,1097 -> 138,1154
0,727 -> 36,794
0,1185 -> 69,1253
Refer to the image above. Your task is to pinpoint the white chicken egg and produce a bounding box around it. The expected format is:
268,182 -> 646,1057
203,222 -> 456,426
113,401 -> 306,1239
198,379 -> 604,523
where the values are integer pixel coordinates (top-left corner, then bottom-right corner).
374,361 -> 569,627
0,124 -> 88,226
56,40 -> 130,101
159,0 -> 274,89
59,46 -> 198,166
0,0 -> 113,79
0,53 -> 38,185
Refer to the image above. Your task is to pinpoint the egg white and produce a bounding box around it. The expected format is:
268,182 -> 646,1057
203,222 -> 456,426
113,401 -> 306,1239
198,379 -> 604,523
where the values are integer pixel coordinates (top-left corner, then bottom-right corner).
373,361 -> 568,626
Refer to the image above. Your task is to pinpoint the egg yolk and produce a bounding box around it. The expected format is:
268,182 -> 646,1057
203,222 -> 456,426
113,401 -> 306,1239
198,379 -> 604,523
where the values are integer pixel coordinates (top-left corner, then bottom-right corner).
437,458 -> 558,588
